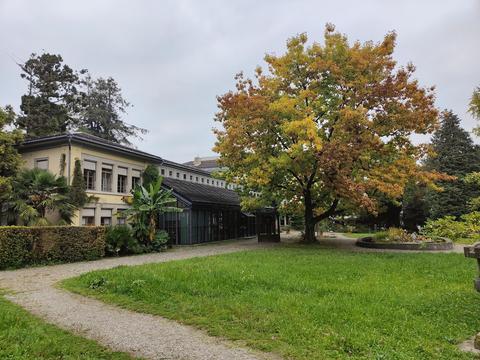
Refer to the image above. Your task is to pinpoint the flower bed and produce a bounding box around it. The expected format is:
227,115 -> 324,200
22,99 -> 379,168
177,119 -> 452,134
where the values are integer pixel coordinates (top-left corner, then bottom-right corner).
355,228 -> 453,251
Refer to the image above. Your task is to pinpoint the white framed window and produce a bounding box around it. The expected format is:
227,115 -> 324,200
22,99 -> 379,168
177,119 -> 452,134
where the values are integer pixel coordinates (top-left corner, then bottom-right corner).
83,160 -> 96,190
101,164 -> 113,192
116,208 -> 127,225
34,158 -> 49,170
100,208 -> 112,226
117,167 -> 128,193
81,208 -> 95,226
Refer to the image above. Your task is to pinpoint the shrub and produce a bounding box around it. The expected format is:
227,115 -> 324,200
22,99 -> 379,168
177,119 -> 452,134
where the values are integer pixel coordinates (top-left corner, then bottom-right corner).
148,230 -> 169,252
0,226 -> 105,269
105,225 -> 143,256
372,227 -> 440,243
421,212 -> 480,244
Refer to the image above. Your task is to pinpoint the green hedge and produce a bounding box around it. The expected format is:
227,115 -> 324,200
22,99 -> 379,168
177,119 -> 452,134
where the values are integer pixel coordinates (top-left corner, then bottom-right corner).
0,226 -> 106,270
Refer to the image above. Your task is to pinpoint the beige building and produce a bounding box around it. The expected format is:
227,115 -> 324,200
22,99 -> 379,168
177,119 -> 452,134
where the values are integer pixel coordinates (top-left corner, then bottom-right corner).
18,133 -> 232,227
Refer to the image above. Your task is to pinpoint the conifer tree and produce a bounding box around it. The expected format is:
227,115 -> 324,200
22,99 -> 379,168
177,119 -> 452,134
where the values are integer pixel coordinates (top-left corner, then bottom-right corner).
69,159 -> 88,207
425,110 -> 480,219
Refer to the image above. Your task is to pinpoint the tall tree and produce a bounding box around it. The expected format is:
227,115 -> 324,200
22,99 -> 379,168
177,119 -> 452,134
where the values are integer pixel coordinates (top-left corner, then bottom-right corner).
425,110 -> 480,219
214,25 -> 445,243
401,181 -> 428,232
0,106 -> 23,220
470,86 -> 480,124
79,76 -> 147,146
16,53 -> 85,137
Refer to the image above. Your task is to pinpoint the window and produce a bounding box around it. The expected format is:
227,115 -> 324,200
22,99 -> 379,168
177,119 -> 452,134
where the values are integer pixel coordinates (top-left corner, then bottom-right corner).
190,175 -> 193,181
117,167 -> 128,193
101,165 -> 113,192
100,209 -> 112,226
161,168 -> 165,175
132,176 -> 140,189
117,209 -> 127,225
196,176 -> 199,182
183,173 -> 187,180
34,158 -> 48,170
169,170 -> 173,176
132,169 -> 141,190
201,178 -> 204,183
207,179 -> 209,184
176,172 -> 180,178
81,208 -> 95,226
83,160 -> 96,190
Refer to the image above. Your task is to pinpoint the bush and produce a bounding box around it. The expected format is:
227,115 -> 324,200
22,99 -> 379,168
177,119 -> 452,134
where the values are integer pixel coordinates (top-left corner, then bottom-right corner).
0,226 -> 105,269
422,212 -> 480,244
148,230 -> 169,252
105,225 -> 143,256
372,227 -> 441,243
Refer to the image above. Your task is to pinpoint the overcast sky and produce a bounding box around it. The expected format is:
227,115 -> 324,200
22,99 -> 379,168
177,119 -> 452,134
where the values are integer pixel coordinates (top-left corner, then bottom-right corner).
1,0 -> 479,162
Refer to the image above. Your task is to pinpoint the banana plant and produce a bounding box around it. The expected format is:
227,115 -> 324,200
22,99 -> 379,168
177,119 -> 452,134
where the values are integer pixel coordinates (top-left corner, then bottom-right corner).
122,178 -> 181,242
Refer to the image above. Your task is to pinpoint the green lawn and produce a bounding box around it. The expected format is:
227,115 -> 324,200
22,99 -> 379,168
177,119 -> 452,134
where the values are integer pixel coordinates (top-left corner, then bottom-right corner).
342,232 -> 377,239
62,247 -> 480,360
0,295 -> 134,360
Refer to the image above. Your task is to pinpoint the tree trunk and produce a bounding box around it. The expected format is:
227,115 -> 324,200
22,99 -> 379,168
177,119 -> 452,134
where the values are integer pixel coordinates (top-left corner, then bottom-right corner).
302,190 -> 317,243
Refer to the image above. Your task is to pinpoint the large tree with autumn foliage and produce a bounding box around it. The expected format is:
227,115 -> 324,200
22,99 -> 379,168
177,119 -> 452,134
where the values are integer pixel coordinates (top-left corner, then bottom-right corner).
214,25 -> 445,243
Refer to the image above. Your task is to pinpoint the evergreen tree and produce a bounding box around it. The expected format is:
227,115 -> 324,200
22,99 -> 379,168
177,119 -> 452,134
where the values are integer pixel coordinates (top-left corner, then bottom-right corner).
142,164 -> 159,190
79,76 -> 147,146
16,53 -> 85,137
425,110 -> 480,219
69,159 -> 88,207
401,181 -> 428,232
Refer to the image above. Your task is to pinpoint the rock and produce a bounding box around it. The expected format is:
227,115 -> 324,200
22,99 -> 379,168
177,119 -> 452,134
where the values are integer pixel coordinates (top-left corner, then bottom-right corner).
475,333 -> 480,350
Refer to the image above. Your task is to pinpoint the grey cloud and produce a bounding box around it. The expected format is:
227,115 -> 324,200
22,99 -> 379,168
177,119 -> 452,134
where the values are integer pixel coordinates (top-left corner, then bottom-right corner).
1,0 -> 479,161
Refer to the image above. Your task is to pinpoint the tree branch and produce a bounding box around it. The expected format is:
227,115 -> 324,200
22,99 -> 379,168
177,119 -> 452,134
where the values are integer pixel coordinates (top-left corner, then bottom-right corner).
313,198 -> 339,223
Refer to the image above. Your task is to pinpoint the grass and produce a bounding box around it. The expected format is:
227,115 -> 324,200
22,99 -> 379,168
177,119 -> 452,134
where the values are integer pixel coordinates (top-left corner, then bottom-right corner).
342,232 -> 377,239
62,247 -> 480,360
0,294 -> 134,359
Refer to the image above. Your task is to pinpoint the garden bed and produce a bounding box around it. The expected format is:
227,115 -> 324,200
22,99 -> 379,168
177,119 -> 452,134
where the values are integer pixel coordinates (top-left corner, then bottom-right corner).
356,236 -> 453,251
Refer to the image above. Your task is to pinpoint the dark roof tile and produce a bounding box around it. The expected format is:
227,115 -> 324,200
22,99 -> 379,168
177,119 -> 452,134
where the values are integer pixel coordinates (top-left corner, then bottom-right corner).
162,178 -> 240,207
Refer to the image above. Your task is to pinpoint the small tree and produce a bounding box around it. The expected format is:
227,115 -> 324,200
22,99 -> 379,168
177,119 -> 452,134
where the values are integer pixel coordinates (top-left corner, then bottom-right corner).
123,178 -> 181,243
69,159 -> 88,207
142,164 -> 160,189
9,168 -> 76,225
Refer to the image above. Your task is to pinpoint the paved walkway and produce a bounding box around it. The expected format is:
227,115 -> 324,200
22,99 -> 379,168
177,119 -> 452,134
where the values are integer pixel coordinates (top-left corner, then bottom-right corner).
0,238 -> 280,360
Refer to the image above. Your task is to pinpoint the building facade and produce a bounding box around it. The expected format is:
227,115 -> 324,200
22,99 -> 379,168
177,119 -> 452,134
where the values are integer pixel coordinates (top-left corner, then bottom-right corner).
17,133 -> 255,242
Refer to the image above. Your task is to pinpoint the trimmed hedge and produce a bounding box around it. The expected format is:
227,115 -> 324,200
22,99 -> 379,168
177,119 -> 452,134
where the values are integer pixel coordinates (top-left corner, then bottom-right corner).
0,226 -> 106,270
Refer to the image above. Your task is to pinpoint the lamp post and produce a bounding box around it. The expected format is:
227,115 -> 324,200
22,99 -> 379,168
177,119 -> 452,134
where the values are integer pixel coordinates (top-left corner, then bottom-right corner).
464,242 -> 480,350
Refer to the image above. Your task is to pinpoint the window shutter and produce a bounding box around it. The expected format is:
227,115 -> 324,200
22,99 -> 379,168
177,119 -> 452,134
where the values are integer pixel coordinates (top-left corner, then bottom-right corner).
83,160 -> 96,170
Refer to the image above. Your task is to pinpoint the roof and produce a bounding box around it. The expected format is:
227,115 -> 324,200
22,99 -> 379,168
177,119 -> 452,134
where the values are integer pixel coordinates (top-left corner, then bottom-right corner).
162,159 -> 212,177
183,158 -> 220,171
162,177 -> 240,207
18,132 -> 163,163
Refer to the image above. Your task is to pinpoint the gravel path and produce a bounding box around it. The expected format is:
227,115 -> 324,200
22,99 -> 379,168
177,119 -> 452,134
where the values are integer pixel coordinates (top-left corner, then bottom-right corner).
0,234 -> 466,360
0,238 -> 280,360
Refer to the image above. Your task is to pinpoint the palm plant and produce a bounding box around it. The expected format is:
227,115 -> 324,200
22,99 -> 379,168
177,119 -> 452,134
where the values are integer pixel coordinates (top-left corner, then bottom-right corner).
9,168 -> 76,225
123,178 -> 181,242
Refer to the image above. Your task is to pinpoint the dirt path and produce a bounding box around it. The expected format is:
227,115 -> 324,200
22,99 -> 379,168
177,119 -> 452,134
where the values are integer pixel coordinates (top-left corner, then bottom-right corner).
0,238 -> 280,360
